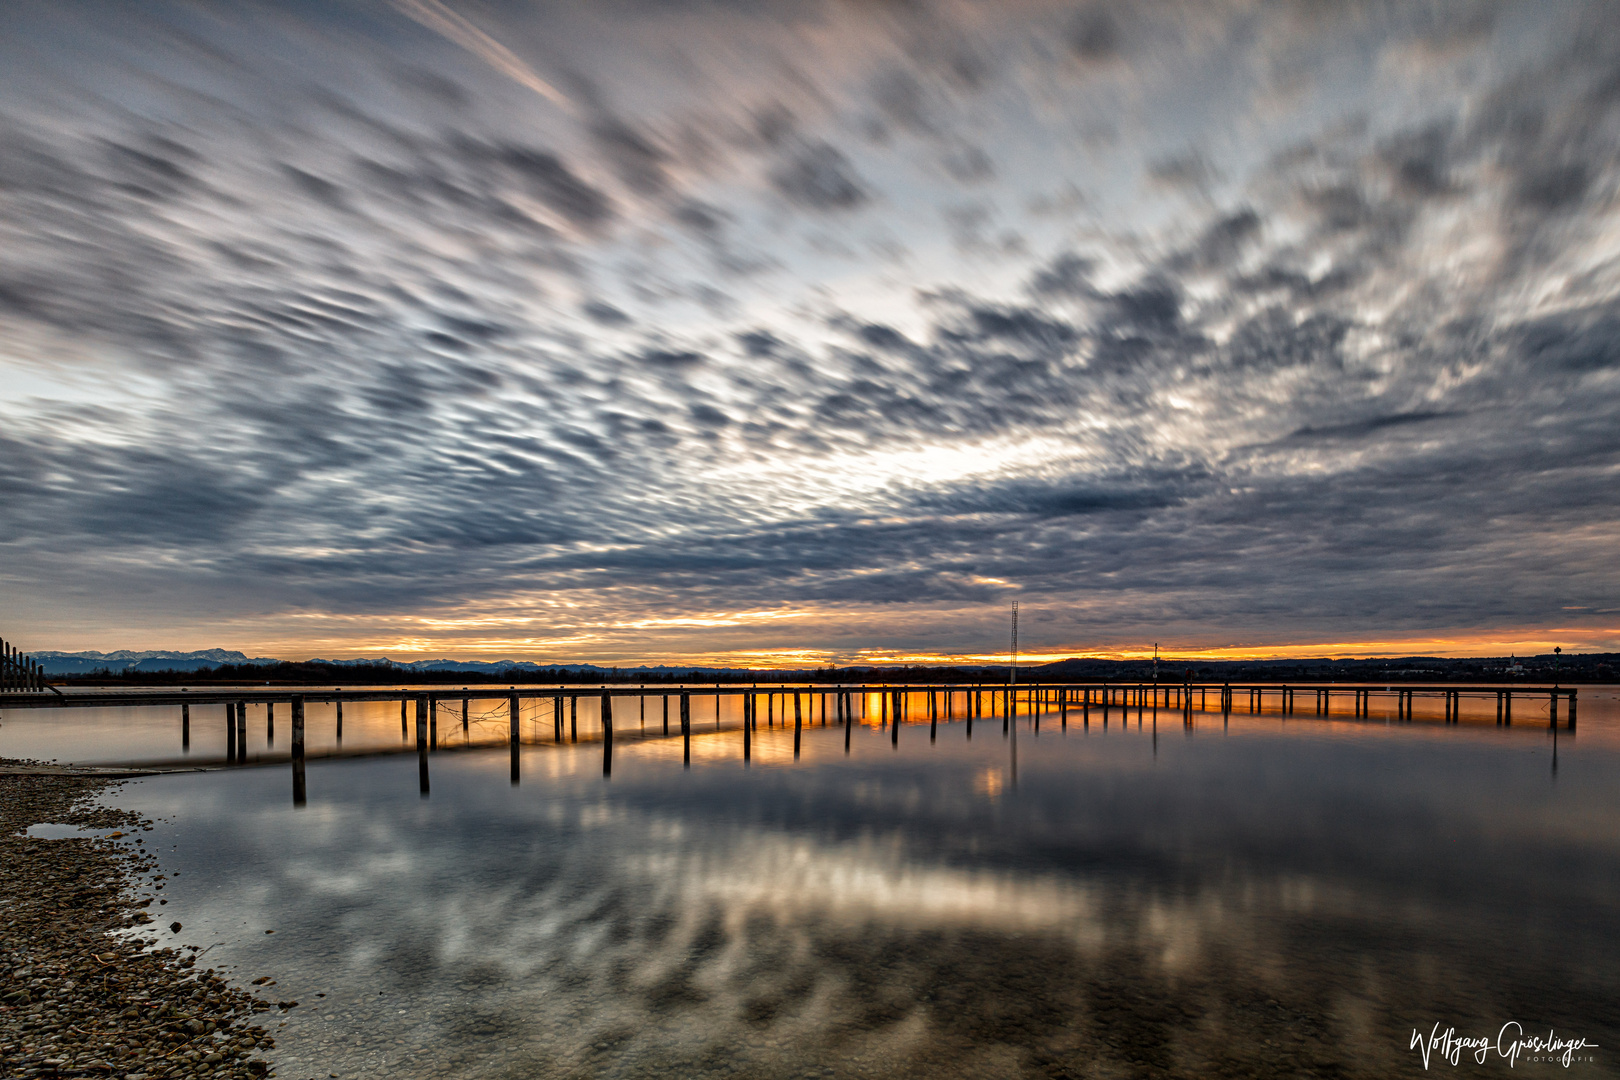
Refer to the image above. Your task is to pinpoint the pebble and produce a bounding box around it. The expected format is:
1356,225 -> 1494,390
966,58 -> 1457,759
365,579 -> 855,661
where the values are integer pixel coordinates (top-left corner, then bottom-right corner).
0,765 -> 282,1079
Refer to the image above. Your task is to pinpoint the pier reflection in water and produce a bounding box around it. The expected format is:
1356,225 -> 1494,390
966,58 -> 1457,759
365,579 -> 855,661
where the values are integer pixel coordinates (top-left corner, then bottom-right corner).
0,683 -> 1591,773
90,692 -> 1620,1080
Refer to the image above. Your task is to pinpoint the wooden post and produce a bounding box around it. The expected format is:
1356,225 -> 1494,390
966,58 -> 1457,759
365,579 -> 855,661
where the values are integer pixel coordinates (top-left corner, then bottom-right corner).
462,697 -> 470,730
663,693 -> 670,736
681,691 -> 691,766
601,691 -> 613,777
570,695 -> 578,742
291,695 -> 305,758
930,689 -> 938,743
225,703 -> 236,761
1549,689 -> 1558,728
266,700 -> 275,745
554,695 -> 563,741
892,693 -> 900,747
507,693 -> 519,784
1569,689 -> 1577,730
292,753 -> 306,808
794,690 -> 802,759
401,698 -> 407,737
429,697 -> 438,749
416,695 -> 428,751
235,701 -> 247,761
1504,690 -> 1512,725
743,690 -> 752,763
181,703 -> 190,752
336,700 -> 343,741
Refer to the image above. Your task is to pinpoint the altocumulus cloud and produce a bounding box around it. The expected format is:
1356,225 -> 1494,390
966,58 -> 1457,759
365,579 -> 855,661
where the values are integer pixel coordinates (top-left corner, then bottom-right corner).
0,0 -> 1618,661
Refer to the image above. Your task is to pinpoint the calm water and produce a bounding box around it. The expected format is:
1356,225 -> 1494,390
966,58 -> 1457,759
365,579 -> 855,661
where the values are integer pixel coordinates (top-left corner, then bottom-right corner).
6,689 -> 1619,1077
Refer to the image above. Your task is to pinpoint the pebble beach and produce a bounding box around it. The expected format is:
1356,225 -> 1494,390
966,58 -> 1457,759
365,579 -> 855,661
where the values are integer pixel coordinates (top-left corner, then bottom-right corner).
1,766 -> 281,1080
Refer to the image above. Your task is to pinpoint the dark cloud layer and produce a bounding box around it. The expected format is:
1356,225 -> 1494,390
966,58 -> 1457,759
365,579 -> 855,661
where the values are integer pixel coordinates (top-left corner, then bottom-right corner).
1,0 -> 1618,659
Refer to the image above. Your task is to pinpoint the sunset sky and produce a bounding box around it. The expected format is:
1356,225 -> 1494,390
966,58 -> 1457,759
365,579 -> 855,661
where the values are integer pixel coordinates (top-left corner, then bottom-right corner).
2,1 -> 1618,666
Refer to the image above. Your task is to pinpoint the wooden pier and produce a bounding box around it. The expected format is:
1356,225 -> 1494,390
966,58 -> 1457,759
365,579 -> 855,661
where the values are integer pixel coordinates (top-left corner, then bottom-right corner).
0,679 -> 1580,747
0,677 -> 1585,802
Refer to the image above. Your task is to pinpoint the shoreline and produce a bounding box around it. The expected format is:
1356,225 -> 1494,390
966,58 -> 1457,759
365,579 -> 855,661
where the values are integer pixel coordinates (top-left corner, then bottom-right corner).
0,763 -> 279,1079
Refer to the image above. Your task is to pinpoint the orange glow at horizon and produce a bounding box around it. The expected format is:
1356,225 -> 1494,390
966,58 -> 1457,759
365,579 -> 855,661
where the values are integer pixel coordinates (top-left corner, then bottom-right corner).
228,625 -> 1620,669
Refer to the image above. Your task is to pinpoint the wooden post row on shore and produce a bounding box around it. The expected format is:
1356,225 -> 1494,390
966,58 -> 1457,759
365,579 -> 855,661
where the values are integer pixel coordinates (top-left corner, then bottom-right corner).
0,639 -> 45,692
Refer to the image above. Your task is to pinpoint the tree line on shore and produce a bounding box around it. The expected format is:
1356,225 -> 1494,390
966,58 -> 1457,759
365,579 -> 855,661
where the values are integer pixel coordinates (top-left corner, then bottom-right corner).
48,653 -> 1618,686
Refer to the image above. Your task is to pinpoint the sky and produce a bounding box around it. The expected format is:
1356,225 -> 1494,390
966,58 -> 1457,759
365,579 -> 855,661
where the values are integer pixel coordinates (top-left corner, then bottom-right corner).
2,0 -> 1618,666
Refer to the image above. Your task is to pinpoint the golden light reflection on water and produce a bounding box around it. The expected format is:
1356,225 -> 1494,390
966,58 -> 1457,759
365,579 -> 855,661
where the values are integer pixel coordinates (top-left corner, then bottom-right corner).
99,707 -> 1620,1080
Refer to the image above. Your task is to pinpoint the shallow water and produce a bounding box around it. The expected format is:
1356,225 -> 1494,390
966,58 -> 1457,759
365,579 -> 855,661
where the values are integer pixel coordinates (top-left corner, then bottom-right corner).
10,691 -> 1620,1077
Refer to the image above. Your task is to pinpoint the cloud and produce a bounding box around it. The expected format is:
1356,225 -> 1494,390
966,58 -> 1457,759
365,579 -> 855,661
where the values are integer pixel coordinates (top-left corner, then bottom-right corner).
390,0 -> 571,109
769,141 -> 869,211
0,0 -> 1618,658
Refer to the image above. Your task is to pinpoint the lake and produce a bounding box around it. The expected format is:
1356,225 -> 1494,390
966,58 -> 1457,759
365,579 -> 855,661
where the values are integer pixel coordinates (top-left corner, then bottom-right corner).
4,688 -> 1618,1077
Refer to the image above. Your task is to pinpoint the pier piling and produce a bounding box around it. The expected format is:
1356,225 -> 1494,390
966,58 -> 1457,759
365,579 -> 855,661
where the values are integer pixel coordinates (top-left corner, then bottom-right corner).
291,695 -> 305,758
681,692 -> 691,766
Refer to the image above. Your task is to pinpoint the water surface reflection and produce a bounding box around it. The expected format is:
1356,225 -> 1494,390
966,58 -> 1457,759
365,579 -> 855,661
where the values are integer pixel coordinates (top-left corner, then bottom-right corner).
95,699 -> 1620,1078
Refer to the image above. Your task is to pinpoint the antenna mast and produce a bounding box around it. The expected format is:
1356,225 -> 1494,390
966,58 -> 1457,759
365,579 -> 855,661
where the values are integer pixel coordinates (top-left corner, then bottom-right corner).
1010,601 -> 1019,687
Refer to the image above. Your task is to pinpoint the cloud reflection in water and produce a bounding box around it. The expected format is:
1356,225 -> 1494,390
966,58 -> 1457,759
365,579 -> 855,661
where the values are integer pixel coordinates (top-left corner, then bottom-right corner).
108,715 -> 1620,1078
